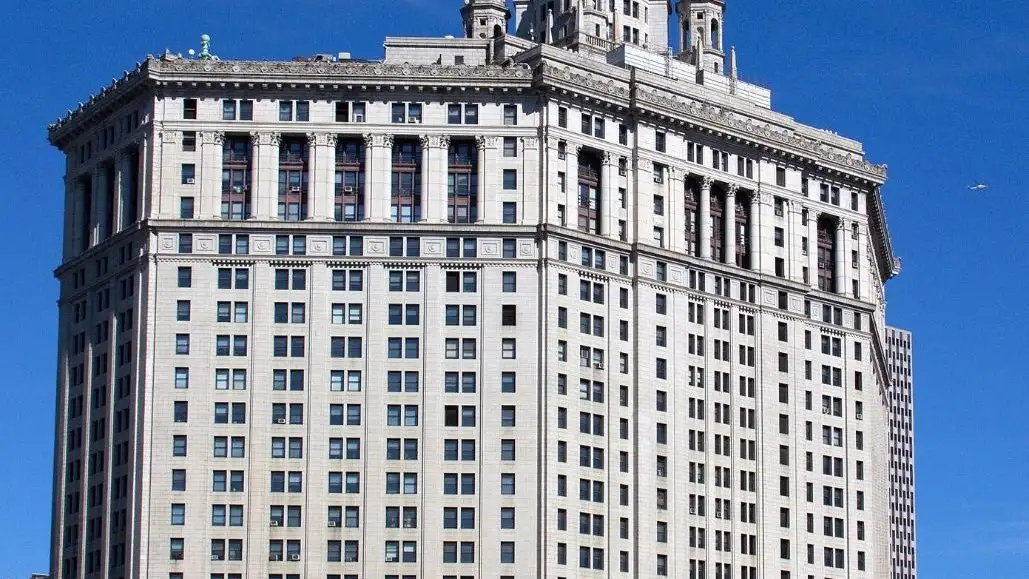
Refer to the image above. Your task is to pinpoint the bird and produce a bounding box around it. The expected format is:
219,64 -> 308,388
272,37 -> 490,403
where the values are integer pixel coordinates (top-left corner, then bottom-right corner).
968,183 -> 988,191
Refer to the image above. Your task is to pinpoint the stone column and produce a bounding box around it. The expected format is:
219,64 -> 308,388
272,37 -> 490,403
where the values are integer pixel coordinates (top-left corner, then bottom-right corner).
747,190 -> 761,272
699,176 -> 713,259
250,132 -> 280,220
63,178 -> 77,258
637,158 -> 654,246
855,222 -> 867,300
476,136 -> 498,223
364,134 -> 393,221
91,164 -> 109,245
600,151 -> 616,237
520,136 -> 539,225
565,145 -> 580,228
724,184 -> 738,267
667,167 -> 684,253
806,207 -> 818,290
422,135 -> 449,223
199,131 -> 224,219
308,132 -> 336,220
137,134 -> 150,221
835,219 -> 848,294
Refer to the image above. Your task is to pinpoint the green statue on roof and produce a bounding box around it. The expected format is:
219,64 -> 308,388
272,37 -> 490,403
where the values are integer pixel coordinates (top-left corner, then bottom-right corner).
198,34 -> 218,60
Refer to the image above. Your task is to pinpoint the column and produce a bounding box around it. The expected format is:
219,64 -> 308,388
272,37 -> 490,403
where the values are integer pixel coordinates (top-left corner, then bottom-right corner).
520,136 -> 540,225
747,190 -> 761,273
476,136 -> 498,223
667,167 -> 684,253
250,132 -> 280,220
600,151 -> 616,238
724,184 -> 738,267
855,222 -> 867,300
308,133 -> 336,220
364,134 -> 393,222
699,176 -> 712,259
422,135 -> 449,223
137,134 -> 150,221
835,219 -> 848,294
637,159 -> 654,246
91,164 -> 109,245
565,145 -> 580,228
199,131 -> 223,219
788,200 -> 804,283
63,179 -> 77,258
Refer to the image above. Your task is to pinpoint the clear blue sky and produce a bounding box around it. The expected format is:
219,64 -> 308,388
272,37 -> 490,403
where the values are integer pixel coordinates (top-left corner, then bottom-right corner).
1,1 -> 1026,577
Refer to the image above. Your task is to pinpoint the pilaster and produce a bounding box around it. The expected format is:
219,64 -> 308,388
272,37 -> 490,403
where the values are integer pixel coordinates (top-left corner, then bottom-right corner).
600,151 -> 615,238
748,189 -> 763,273
637,158 -> 655,248
806,206 -> 818,290
565,145 -> 580,227
667,167 -> 685,253
422,135 -> 450,223
835,219 -> 848,295
520,136 -> 539,225
364,134 -> 393,222
477,136 -> 498,223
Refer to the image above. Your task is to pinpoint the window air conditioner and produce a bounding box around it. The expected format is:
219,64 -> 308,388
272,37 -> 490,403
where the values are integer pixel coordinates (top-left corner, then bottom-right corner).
408,117 -> 420,124
386,554 -> 398,562
232,185 -> 242,193
856,412 -> 863,420
775,208 -> 784,216
715,512 -> 722,519
211,555 -> 221,561
269,554 -> 282,561
618,168 -> 627,176
822,408 -> 831,415
594,362 -> 604,370
290,554 -> 302,561
276,418 -> 287,424
353,114 -> 365,122
343,186 -> 354,193
186,178 -> 195,184
270,520 -> 280,527
290,186 -> 302,192
327,520 -> 338,527
689,508 -> 697,515
654,176 -> 664,184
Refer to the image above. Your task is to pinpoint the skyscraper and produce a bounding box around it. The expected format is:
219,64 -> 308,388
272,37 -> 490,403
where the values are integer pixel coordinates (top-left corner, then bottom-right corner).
886,327 -> 916,579
48,2 -> 908,579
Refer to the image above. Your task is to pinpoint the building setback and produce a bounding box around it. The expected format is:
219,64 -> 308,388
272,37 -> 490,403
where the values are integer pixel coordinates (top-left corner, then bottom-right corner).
47,1 -> 910,579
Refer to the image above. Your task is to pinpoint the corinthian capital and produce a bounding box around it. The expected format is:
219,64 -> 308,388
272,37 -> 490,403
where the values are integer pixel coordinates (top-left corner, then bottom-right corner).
476,135 -> 498,149
726,183 -> 739,197
701,176 -> 714,189
201,131 -> 224,145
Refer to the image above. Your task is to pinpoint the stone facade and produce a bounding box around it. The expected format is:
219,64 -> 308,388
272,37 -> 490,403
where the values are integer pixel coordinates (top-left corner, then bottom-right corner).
48,3 -> 907,579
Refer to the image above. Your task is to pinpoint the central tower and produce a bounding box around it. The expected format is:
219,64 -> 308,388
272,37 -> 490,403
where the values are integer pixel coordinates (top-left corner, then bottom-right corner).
677,0 -> 726,73
461,0 -> 511,39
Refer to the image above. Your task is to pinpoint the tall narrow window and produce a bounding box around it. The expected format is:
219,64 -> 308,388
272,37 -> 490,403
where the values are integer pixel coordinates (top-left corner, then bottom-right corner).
817,217 -> 837,292
447,140 -> 478,223
710,186 -> 725,262
577,151 -> 602,234
391,139 -> 422,222
735,193 -> 751,268
278,137 -> 309,220
221,137 -> 251,220
334,138 -> 366,221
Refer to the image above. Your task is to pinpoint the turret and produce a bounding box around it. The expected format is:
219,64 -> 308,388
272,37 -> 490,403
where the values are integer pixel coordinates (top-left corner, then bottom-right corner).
461,0 -> 511,39
676,0 -> 726,73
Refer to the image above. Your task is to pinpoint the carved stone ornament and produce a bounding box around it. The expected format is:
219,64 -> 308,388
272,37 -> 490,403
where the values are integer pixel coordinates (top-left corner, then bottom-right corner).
250,131 -> 280,146
521,136 -> 538,148
726,183 -> 739,197
421,135 -> 449,149
637,158 -> 653,172
476,136 -> 498,149
306,132 -> 320,146
161,131 -> 179,144
201,131 -> 224,145
701,176 -> 714,189
600,151 -> 612,165
324,133 -> 338,147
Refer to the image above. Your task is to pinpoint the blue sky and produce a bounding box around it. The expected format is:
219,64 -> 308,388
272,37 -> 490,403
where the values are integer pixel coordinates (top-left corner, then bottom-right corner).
1,0 -> 1027,576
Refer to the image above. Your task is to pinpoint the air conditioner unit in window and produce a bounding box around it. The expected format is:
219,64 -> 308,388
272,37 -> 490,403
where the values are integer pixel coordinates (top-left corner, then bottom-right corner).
232,185 -> 242,193
856,412 -> 863,420
386,554 -> 398,562
327,520 -> 338,527
594,362 -> 604,370
211,555 -> 221,561
822,408 -> 831,415
775,208 -> 784,216
689,507 -> 697,515
715,512 -> 722,519
343,186 -> 354,193
289,554 -> 302,561
275,418 -> 287,424
186,178 -> 195,184
353,114 -> 365,122
408,117 -> 420,124
270,520 -> 280,527
654,176 -> 664,184
290,186 -> 302,192
269,554 -> 282,561
618,168 -> 627,176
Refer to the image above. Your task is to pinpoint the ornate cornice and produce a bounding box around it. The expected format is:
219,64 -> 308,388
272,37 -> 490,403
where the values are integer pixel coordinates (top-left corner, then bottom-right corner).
633,87 -> 887,182
537,63 -> 631,102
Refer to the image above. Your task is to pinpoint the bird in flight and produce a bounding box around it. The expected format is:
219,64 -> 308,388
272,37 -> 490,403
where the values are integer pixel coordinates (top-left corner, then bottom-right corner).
968,183 -> 988,191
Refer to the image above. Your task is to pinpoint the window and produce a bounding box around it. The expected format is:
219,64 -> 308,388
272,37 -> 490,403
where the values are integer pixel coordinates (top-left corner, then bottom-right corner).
503,137 -> 518,157
180,164 -> 195,187
504,104 -> 518,125
655,131 -> 666,153
503,169 -> 517,190
182,99 -> 197,119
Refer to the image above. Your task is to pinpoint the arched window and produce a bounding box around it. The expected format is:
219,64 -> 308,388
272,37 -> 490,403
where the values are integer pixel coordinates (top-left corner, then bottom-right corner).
711,19 -> 720,50
493,24 -> 504,38
817,217 -> 837,292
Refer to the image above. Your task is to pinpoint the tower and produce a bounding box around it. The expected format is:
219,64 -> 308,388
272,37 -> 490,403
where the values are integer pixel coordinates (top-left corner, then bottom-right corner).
676,0 -> 726,73
461,0 -> 511,39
